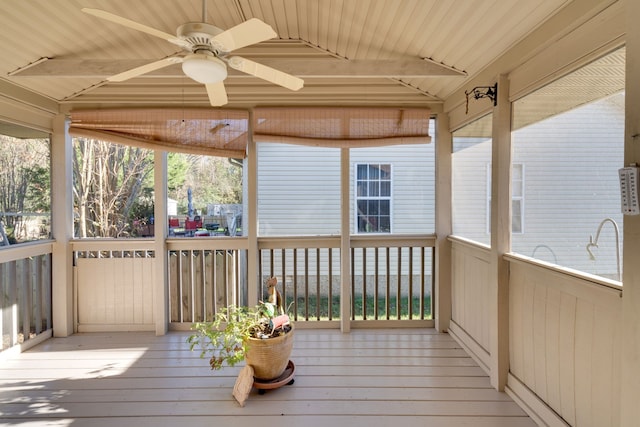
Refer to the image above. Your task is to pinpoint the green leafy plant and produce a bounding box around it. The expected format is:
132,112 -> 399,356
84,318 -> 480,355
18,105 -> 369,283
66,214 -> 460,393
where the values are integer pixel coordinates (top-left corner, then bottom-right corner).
187,303 -> 290,370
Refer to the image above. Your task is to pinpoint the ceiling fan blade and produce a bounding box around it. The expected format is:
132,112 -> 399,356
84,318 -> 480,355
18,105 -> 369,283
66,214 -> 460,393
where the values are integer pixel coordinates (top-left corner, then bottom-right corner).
210,18 -> 277,52
205,82 -> 228,106
82,8 -> 188,47
227,57 -> 303,91
108,57 -> 179,82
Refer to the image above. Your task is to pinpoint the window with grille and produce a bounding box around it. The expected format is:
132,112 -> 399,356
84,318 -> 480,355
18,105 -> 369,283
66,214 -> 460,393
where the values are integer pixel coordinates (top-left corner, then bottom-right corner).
356,163 -> 392,233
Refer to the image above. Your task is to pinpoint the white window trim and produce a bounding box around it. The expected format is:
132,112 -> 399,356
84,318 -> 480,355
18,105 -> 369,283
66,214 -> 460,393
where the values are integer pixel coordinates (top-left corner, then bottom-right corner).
354,162 -> 393,234
486,162 -> 525,234
512,163 -> 525,234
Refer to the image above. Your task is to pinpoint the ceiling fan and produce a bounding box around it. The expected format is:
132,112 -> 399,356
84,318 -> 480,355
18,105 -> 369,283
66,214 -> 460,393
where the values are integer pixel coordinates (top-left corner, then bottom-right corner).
81,3 -> 304,106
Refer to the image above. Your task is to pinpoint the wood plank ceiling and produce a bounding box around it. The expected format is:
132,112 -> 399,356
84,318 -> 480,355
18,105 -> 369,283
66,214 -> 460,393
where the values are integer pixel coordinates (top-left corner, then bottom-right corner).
2,0 -> 572,109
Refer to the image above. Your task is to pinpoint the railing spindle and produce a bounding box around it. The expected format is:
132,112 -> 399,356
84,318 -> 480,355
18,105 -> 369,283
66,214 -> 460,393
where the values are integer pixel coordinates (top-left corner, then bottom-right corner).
316,248 -> 321,320
374,247 -> 379,320
385,247 -> 390,320
351,247 -> 355,320
281,248 -> 286,309
293,249 -> 298,321
396,247 -> 402,319
328,248 -> 333,320
304,248 -> 309,321
362,247 -> 367,320
409,247 -> 414,319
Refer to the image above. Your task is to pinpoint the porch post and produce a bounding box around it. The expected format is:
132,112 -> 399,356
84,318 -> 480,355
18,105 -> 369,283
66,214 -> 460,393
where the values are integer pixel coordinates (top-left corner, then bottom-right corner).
489,74 -> 511,390
247,114 -> 259,307
153,151 -> 168,335
340,148 -> 351,332
434,112 -> 452,332
621,0 -> 640,423
51,114 -> 74,337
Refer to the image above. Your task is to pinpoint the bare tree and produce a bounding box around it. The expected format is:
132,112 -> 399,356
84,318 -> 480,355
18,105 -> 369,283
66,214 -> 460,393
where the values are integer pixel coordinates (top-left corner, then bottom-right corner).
73,138 -> 152,237
0,135 -> 50,242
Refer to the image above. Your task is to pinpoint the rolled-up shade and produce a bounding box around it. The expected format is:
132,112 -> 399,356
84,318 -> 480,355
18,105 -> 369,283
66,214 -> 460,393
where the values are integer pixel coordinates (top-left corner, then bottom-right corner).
68,107 -> 430,154
69,108 -> 249,157
253,107 -> 431,147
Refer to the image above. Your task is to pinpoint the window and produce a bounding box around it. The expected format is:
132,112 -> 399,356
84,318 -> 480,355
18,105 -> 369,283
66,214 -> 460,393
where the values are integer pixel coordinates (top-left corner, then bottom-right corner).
0,123 -> 51,245
511,47 -> 625,281
356,163 -> 392,233
512,164 -> 524,233
452,114 -> 493,245
73,137 -> 154,238
167,152 -> 243,238
486,163 -> 524,234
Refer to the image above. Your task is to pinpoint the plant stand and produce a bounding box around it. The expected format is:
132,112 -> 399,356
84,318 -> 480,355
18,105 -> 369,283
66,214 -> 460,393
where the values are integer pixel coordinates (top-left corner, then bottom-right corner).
253,360 -> 296,395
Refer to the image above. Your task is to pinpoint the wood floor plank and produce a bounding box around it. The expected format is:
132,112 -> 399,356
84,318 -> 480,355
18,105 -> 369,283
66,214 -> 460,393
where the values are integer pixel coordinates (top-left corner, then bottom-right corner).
0,355 -> 478,369
0,374 -> 494,390
0,329 -> 537,426
0,386 -> 514,404
1,400 -> 529,417
0,416 -> 537,427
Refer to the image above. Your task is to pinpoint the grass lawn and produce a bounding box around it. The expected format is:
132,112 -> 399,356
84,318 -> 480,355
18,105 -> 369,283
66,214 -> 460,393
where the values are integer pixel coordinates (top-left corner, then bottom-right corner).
287,294 -> 432,321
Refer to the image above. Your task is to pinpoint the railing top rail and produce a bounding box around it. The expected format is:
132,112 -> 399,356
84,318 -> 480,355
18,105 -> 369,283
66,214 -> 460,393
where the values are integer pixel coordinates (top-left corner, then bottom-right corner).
167,237 -> 249,251
0,240 -> 53,264
448,235 -> 491,251
71,239 -> 155,252
258,234 -> 436,250
505,252 -> 623,294
258,235 -> 341,249
68,234 -> 436,254
350,234 -> 436,248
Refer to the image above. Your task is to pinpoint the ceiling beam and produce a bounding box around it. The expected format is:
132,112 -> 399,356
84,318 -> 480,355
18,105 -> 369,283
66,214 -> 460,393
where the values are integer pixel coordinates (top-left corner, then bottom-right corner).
10,57 -> 466,78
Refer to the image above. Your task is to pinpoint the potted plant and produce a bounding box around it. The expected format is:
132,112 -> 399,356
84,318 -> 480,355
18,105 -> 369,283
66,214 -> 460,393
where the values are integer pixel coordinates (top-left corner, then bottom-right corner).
187,302 -> 294,378
187,277 -> 294,404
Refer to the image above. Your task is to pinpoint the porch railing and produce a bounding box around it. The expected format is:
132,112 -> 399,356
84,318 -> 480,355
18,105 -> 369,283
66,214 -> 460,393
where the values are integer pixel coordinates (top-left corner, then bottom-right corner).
169,235 -> 435,326
350,235 -> 434,321
0,242 -> 52,353
168,238 -> 248,324
258,236 -> 341,322
73,241 -> 156,332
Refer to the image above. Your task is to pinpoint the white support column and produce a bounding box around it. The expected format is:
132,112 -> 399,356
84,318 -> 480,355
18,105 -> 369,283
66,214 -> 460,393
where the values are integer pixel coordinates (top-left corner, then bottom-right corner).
153,151 -> 168,335
621,0 -> 640,424
51,114 -> 74,337
434,113 -> 452,332
489,75 -> 511,390
247,114 -> 259,307
340,148 -> 351,332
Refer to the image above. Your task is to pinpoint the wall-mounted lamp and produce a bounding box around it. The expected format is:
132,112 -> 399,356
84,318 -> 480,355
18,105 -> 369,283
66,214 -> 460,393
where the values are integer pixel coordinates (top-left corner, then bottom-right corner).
465,83 -> 498,114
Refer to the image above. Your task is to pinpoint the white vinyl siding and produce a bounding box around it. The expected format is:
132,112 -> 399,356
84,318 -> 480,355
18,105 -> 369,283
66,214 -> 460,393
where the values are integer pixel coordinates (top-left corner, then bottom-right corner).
511,94 -> 624,275
257,141 -> 435,236
452,134 -> 492,246
351,144 -> 434,234
257,143 -> 341,236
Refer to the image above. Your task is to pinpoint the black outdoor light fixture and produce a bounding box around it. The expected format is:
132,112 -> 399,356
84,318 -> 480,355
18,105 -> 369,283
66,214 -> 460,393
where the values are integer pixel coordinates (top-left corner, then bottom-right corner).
465,83 -> 498,114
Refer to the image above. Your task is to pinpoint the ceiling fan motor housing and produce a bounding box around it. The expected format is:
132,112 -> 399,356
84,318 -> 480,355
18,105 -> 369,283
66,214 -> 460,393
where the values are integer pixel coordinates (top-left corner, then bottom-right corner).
177,22 -> 225,53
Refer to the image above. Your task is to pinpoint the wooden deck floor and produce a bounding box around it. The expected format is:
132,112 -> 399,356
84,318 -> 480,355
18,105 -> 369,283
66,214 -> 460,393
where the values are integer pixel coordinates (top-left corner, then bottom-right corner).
0,329 -> 537,427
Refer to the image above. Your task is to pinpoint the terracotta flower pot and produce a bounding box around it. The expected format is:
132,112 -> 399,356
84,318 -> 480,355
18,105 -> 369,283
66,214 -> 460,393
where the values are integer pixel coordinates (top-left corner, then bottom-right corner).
245,324 -> 294,380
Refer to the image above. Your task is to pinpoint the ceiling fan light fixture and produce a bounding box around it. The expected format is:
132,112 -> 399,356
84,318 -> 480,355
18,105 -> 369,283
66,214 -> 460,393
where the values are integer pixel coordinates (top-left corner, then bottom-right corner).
182,54 -> 227,84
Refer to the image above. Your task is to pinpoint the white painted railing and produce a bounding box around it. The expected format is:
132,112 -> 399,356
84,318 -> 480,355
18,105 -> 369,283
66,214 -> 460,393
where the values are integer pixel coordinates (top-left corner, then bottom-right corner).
73,240 -> 156,332
167,238 -> 248,323
448,235 -> 622,427
506,255 -> 622,427
0,241 -> 53,353
70,235 -> 434,330
448,237 -> 492,371
258,235 -> 435,323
